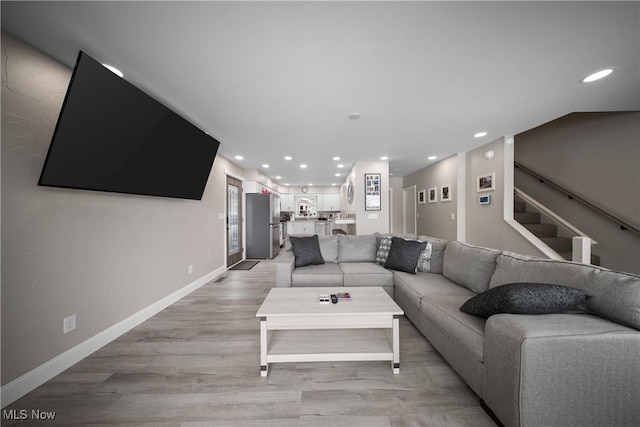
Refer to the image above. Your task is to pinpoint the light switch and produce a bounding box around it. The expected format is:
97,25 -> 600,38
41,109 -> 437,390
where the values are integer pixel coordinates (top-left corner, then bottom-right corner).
451,213 -> 455,220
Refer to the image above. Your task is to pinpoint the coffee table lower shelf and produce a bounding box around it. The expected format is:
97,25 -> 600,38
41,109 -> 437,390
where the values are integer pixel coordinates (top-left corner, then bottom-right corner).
261,328 -> 399,376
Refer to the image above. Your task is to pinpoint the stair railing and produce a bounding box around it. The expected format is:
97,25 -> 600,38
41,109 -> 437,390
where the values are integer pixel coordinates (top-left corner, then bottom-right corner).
515,161 -> 640,236
515,188 -> 596,264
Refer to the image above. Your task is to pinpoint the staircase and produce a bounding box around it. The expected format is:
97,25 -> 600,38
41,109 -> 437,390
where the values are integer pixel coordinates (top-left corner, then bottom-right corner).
514,200 -> 600,265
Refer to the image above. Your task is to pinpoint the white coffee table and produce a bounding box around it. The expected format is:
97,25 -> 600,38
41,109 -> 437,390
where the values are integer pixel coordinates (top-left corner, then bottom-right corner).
256,287 -> 404,377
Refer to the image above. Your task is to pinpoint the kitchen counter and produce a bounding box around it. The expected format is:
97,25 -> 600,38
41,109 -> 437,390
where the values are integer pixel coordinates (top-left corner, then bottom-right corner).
333,219 -> 356,224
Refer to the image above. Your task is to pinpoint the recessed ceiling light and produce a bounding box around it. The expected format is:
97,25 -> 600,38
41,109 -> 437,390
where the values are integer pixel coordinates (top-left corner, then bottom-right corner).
284,156 -> 292,160
335,173 -> 341,177
308,183 -> 313,186
285,183 -> 290,186
235,155 -> 244,160
474,132 -> 488,138
102,64 -> 123,77
580,67 -> 616,83
380,156 -> 389,160
337,164 -> 344,168
348,113 -> 361,120
428,155 -> 437,160
275,176 -> 281,179
332,183 -> 337,186
300,164 -> 307,168
333,156 -> 341,161
389,173 -> 394,176
262,164 -> 269,168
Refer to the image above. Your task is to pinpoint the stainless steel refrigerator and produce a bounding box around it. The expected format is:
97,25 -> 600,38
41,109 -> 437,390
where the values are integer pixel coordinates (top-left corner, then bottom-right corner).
246,193 -> 281,259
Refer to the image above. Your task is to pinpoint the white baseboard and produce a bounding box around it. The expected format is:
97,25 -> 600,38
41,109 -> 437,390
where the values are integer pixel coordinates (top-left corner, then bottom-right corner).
1,266 -> 226,408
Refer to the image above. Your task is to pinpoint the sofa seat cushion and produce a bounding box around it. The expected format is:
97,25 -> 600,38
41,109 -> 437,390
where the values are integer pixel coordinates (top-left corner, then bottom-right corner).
394,271 -> 475,309
291,263 -> 343,287
340,262 -> 394,287
420,295 -> 487,363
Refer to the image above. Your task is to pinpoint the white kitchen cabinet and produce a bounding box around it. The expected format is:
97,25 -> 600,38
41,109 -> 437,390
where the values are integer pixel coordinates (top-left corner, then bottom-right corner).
281,194 -> 296,212
318,194 -> 340,211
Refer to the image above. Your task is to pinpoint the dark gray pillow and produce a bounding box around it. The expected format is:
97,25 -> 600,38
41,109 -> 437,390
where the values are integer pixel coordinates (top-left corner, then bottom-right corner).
460,283 -> 591,318
290,235 -> 325,267
384,237 -> 427,274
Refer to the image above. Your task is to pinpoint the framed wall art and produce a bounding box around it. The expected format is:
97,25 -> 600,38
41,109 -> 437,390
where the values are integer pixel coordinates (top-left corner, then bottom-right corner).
364,173 -> 381,211
477,172 -> 495,192
441,184 -> 452,202
418,189 -> 426,204
428,187 -> 437,203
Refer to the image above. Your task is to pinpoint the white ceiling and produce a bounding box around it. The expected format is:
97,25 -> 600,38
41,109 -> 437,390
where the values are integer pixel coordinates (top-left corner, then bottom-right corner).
2,1 -> 639,186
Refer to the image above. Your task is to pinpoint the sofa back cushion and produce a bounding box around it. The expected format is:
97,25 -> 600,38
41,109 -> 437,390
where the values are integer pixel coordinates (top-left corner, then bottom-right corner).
490,252 -> 640,330
443,241 -> 501,293
417,235 -> 448,274
318,235 -> 339,263
338,235 -> 377,263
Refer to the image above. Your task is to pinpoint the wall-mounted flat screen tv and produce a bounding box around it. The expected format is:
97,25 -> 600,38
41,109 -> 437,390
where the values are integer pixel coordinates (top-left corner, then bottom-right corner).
39,51 -> 219,200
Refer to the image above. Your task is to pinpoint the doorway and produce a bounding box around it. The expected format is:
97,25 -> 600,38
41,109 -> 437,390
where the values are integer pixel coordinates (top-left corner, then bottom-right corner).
226,175 -> 243,267
403,185 -> 417,235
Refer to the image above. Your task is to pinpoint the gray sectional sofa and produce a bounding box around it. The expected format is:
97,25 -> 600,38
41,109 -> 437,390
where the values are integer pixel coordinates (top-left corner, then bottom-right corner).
273,233 -> 640,427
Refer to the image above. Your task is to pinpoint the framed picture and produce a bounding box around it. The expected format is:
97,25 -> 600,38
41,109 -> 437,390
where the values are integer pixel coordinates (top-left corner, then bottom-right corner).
364,173 -> 381,211
441,184 -> 452,202
418,190 -> 426,204
428,187 -> 437,203
477,172 -> 495,192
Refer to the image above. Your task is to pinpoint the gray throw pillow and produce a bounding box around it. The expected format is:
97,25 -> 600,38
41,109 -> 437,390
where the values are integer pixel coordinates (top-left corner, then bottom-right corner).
460,283 -> 591,318
384,237 -> 427,274
290,235 -> 325,267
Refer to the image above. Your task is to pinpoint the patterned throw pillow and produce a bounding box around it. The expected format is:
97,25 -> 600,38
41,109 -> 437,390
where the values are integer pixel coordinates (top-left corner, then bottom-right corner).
416,243 -> 433,273
375,234 -> 393,265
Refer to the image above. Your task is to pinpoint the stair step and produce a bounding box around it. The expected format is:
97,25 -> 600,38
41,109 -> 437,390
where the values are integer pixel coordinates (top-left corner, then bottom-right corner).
515,211 -> 541,224
557,251 -> 601,266
514,200 -> 526,213
524,223 -> 558,238
541,236 -> 573,253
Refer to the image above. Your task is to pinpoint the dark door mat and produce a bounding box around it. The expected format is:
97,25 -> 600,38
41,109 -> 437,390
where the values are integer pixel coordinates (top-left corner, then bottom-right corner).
229,261 -> 259,271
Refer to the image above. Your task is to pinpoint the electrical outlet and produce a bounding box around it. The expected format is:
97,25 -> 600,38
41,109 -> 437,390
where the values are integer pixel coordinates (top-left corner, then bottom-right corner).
188,264 -> 193,275
63,314 -> 76,334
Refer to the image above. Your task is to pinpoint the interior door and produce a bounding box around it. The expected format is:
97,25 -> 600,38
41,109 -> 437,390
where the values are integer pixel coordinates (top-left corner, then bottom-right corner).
403,185 -> 417,235
226,176 -> 243,267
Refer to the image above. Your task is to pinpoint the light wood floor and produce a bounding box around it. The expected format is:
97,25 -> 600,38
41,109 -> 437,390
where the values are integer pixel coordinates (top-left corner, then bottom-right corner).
4,261 -> 497,426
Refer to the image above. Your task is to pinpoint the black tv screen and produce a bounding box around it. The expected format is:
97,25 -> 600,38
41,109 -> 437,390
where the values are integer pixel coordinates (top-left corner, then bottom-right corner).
39,51 -> 219,200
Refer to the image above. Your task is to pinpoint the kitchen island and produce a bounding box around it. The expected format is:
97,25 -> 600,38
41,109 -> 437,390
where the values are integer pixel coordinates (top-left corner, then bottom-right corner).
285,219 -> 355,236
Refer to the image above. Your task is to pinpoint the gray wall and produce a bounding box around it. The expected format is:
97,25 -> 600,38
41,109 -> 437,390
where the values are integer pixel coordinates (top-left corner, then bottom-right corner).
465,138 -> 544,256
403,155 -> 458,240
515,112 -> 640,274
1,32 -> 241,385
